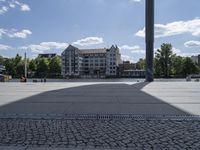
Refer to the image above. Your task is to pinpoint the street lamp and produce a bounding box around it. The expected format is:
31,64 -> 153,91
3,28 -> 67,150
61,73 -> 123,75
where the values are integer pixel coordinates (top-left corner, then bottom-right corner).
145,0 -> 154,82
24,52 -> 27,79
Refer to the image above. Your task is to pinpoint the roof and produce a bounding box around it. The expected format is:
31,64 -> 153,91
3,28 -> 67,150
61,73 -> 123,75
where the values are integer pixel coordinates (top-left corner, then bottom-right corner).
79,48 -> 107,54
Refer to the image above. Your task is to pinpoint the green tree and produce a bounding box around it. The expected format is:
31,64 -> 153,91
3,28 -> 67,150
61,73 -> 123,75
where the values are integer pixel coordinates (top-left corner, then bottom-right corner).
0,55 -> 4,65
16,61 -> 25,77
29,59 -> 36,72
171,55 -> 184,77
36,57 -> 49,77
49,56 -> 61,76
4,58 -> 15,76
14,54 -> 22,66
154,43 -> 173,78
136,58 -> 145,70
182,57 -> 199,76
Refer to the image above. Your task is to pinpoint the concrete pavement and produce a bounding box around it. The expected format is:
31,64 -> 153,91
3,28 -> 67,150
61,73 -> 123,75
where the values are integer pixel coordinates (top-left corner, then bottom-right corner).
0,82 -> 200,116
1,81 -> 200,149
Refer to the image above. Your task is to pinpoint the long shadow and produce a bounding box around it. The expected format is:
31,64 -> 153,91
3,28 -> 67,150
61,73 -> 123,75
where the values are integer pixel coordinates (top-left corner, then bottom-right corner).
0,82 -> 189,116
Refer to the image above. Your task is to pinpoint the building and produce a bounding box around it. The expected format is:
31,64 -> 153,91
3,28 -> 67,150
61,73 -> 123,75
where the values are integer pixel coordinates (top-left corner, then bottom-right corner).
198,55 -> 200,66
191,55 -> 198,64
61,45 -> 121,78
191,54 -> 200,66
38,53 -> 57,58
118,61 -> 145,78
119,61 -> 136,77
0,65 -> 5,74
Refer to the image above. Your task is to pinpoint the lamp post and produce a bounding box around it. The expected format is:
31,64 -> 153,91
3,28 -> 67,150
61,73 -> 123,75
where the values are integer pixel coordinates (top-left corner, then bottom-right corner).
24,52 -> 27,79
145,0 -> 154,82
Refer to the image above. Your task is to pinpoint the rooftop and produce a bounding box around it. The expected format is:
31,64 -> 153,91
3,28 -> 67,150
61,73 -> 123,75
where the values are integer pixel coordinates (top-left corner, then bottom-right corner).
79,48 -> 107,54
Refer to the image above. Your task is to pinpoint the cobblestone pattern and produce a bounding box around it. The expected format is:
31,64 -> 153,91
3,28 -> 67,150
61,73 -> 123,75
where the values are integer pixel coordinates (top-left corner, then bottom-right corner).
0,118 -> 200,149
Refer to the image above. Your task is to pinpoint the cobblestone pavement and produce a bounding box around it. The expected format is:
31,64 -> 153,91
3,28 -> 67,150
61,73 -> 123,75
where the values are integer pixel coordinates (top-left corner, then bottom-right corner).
0,117 -> 200,150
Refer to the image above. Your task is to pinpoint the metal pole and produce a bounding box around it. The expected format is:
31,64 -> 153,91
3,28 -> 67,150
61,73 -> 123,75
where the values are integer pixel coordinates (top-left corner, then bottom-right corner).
24,52 -> 27,78
145,0 -> 154,82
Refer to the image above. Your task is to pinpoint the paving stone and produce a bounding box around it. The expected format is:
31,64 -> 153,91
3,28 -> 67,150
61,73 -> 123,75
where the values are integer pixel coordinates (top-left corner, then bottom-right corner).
0,118 -> 200,149
0,146 -> 26,150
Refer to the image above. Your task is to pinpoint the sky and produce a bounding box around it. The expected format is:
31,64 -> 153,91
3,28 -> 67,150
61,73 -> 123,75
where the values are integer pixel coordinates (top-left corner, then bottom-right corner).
0,0 -> 200,62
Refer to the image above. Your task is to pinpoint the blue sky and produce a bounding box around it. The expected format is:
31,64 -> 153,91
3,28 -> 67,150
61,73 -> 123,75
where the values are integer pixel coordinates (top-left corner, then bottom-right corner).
0,0 -> 200,62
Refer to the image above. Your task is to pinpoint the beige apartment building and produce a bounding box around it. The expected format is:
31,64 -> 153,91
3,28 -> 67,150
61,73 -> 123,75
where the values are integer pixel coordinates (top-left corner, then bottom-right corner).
61,45 -> 122,78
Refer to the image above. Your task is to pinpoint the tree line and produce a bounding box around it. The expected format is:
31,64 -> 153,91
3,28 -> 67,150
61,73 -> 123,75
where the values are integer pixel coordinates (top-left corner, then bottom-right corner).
0,43 -> 199,78
0,54 -> 61,78
137,43 -> 200,78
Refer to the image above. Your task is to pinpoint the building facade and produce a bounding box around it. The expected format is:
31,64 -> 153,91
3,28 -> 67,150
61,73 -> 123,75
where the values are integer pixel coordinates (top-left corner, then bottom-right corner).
191,55 -> 198,65
191,54 -> 200,66
118,61 -> 145,78
61,45 -> 121,78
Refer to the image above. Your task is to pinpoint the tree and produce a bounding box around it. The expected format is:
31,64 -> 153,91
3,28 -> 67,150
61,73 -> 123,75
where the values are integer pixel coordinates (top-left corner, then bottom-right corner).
35,57 -> 49,77
16,61 -> 25,77
182,57 -> 199,76
0,55 -> 4,65
154,43 -> 173,78
4,58 -> 15,76
29,59 -> 36,72
171,55 -> 184,77
14,54 -> 22,66
136,58 -> 145,70
49,56 -> 61,76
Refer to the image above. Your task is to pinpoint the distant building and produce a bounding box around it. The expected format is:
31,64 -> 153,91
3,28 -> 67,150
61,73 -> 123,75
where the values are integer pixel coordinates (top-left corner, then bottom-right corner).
191,55 -> 198,64
118,61 -> 145,78
38,53 -> 57,58
119,61 -> 136,76
191,55 -> 200,66
0,65 -> 5,74
198,55 -> 200,66
61,45 -> 121,78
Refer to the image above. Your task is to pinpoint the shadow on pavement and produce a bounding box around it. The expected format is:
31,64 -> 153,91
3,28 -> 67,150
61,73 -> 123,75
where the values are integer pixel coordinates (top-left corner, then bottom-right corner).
0,82 -> 189,115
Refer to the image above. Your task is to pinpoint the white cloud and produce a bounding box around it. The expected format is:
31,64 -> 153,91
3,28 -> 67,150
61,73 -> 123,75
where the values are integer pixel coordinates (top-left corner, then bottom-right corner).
8,29 -> 32,38
136,18 -> 200,38
121,55 -> 134,62
129,0 -> 141,3
119,45 -> 145,54
72,37 -> 103,46
0,44 -> 12,50
178,52 -> 200,57
20,42 -> 69,53
40,42 -> 69,49
0,6 -> 9,14
0,0 -> 30,15
172,47 -> 181,54
20,3 -> 30,11
9,3 -> 15,8
184,41 -> 200,48
0,28 -> 32,39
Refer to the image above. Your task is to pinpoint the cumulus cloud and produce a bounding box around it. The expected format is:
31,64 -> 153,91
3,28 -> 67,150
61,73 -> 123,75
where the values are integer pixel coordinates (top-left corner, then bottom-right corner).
0,44 -> 12,50
72,37 -> 103,46
172,47 -> 181,54
119,45 -> 145,54
136,18 -> 200,38
121,55 -> 134,62
129,0 -> 141,3
20,42 -> 69,53
0,28 -> 32,39
0,0 -> 30,15
178,52 -> 200,57
19,3 -> 30,11
184,41 -> 200,48
0,6 -> 9,14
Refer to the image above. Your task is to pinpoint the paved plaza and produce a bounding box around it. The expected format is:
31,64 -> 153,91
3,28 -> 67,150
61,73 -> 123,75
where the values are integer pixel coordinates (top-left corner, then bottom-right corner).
0,81 -> 200,149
